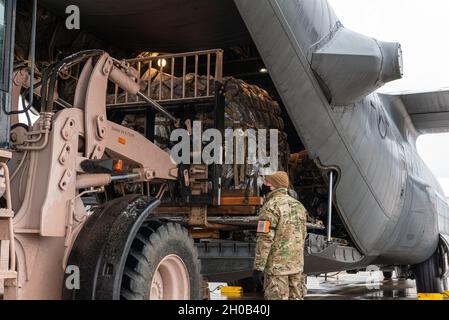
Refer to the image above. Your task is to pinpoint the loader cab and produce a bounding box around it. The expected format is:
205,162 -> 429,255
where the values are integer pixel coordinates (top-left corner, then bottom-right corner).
0,0 -> 12,89
0,0 -> 15,148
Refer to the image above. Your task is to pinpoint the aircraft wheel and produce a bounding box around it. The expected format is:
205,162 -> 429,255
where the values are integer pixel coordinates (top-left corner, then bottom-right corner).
121,221 -> 202,300
382,271 -> 393,281
414,250 -> 443,294
394,266 -> 409,280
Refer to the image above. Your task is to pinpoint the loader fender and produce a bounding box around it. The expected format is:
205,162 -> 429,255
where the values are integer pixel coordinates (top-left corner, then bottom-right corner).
62,195 -> 160,300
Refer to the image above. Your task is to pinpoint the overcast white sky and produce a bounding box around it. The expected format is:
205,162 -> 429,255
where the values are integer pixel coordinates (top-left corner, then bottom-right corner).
328,0 -> 449,197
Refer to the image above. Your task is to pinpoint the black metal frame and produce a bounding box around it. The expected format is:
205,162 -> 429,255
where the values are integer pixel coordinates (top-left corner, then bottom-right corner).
106,81 -> 226,206
212,81 -> 225,205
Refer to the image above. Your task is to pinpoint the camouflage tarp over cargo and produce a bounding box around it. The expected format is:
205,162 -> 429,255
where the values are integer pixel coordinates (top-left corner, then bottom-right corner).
254,188 -> 308,275
115,73 -> 290,195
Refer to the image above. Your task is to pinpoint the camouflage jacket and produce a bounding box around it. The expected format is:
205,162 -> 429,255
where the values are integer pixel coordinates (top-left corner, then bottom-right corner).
254,188 -> 308,275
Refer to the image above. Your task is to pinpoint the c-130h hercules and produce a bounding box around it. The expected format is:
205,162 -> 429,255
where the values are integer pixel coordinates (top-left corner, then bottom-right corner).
235,0 -> 449,294
0,0 -> 448,299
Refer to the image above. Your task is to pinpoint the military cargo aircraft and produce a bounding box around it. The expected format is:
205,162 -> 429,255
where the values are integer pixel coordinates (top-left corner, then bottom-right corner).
0,0 -> 448,298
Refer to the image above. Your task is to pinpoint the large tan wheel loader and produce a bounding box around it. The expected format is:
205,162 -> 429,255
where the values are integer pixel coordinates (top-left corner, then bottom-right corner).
0,50 -> 205,300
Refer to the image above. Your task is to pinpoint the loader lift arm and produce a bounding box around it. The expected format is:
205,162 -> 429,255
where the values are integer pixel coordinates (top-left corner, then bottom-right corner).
11,50 -> 178,191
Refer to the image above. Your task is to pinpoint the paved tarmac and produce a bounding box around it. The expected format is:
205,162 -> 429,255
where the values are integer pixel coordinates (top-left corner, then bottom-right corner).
210,272 -> 421,300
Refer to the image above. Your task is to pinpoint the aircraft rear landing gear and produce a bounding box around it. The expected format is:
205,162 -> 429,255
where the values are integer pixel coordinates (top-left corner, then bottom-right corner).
414,247 -> 445,294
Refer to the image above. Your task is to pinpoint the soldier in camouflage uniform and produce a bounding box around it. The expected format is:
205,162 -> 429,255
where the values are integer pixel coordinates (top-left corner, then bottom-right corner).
253,172 -> 308,300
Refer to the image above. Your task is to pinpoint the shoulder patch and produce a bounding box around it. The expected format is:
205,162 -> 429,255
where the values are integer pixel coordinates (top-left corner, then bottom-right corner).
257,220 -> 271,234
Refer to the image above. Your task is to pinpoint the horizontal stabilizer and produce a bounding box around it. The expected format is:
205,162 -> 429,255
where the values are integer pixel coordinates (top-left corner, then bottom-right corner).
394,90 -> 449,134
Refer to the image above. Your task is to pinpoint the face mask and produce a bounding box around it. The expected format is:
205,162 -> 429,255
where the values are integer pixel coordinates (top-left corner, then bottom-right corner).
260,184 -> 272,197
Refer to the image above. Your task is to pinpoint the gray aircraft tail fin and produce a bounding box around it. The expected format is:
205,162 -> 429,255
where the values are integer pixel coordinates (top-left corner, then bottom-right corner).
235,0 -> 403,106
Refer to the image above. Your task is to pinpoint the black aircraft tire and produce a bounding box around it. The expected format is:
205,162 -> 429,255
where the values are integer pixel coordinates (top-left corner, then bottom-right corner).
383,271 -> 393,280
120,221 -> 202,300
414,250 -> 443,294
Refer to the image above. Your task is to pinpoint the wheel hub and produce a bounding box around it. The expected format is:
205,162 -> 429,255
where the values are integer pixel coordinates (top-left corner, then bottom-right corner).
149,254 -> 190,300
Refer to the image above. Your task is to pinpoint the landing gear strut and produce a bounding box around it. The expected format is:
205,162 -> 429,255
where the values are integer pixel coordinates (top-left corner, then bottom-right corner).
414,248 -> 444,294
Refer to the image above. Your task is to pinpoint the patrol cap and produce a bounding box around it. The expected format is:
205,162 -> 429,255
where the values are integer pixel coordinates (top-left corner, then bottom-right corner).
264,171 -> 290,190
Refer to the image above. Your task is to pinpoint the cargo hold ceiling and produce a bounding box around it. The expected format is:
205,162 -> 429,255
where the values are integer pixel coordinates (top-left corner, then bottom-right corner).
39,0 -> 252,52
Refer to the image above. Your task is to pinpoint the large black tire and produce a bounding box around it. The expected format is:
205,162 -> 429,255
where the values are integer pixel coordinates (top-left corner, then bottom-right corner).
414,250 -> 443,294
383,271 -> 393,281
120,221 -> 202,300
